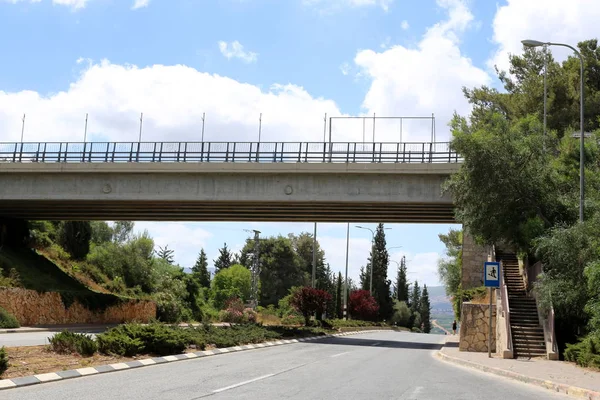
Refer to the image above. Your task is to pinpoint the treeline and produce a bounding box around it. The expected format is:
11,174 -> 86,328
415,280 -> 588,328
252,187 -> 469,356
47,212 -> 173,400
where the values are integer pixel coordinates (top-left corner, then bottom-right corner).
439,39 -> 600,366
3,220 -> 433,331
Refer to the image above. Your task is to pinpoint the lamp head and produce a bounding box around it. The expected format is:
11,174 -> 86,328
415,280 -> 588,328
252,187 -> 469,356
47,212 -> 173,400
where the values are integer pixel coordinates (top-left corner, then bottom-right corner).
521,39 -> 546,48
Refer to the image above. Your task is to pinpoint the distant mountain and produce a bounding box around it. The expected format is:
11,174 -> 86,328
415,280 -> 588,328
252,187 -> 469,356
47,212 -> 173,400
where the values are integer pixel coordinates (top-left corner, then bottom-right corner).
427,286 -> 453,312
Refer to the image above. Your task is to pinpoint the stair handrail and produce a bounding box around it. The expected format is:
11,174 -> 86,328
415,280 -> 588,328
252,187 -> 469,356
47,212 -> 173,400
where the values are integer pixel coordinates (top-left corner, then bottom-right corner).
500,259 -> 514,354
542,263 -> 558,355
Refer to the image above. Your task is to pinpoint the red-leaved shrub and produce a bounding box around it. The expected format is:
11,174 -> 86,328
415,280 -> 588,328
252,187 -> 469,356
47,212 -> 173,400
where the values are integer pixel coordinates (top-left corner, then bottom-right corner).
348,290 -> 379,321
290,287 -> 332,325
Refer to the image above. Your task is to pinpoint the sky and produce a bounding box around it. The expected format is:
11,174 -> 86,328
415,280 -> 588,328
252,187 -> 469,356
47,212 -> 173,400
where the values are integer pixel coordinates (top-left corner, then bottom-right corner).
1,0 -> 597,286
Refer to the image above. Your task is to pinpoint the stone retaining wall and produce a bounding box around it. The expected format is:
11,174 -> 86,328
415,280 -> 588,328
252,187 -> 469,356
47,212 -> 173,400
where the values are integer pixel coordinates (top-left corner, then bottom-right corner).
0,288 -> 156,325
459,302 -> 496,352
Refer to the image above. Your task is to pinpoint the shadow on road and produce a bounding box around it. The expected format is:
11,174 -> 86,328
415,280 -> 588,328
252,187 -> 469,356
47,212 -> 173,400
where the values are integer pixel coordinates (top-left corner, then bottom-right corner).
306,336 -> 445,351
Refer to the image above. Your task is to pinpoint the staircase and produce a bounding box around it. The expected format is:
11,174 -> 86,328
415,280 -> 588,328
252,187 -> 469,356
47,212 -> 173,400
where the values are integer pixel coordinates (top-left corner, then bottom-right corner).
496,251 -> 546,358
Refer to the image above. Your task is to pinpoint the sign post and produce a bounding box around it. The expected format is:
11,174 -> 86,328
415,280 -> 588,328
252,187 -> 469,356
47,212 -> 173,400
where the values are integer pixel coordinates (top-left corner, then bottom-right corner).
484,261 -> 500,358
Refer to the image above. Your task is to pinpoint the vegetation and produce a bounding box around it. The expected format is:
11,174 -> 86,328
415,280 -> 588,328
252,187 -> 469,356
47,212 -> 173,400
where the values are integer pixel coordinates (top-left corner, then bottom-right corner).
0,347 -> 7,377
394,256 -> 409,302
348,290 -> 379,321
438,38 -> 600,364
49,331 -> 97,357
0,307 -> 20,329
290,287 -> 332,325
359,224 -> 393,319
211,265 -> 252,309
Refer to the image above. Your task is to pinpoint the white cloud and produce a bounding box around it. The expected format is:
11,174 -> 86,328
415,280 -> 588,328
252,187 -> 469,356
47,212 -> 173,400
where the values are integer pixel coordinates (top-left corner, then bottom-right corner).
303,0 -> 393,12
131,0 -> 149,10
218,41 -> 258,64
0,59 -> 345,143
400,20 -> 409,30
489,0 -> 600,74
352,0 -> 490,142
340,62 -> 351,75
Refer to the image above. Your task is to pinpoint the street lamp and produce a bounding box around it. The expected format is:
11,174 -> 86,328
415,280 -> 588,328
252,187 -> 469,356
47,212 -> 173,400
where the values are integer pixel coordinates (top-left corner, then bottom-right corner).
522,39 -> 585,222
355,225 -> 391,293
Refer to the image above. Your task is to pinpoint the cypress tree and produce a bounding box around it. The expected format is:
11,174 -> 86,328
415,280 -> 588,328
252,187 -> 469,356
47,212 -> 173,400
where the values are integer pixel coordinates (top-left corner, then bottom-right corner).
335,272 -> 343,319
420,284 -> 432,333
214,243 -> 232,273
192,249 -> 211,287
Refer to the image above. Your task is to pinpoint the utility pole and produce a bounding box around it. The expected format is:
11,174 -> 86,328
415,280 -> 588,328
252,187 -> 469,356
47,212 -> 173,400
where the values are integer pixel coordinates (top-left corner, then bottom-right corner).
20,114 -> 25,143
344,222 -> 350,319
251,229 -> 261,309
312,223 -> 317,287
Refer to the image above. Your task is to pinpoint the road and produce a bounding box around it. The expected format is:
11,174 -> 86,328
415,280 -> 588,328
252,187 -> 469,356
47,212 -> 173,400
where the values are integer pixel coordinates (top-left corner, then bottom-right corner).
431,320 -> 451,335
2,331 -> 570,400
0,331 -> 100,348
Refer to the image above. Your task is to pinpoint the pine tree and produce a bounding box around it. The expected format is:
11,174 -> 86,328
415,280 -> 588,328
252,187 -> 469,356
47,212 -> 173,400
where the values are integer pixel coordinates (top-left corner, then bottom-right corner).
156,245 -> 175,264
192,249 -> 211,287
335,272 -> 343,319
359,266 -> 368,291
214,243 -> 232,273
395,256 -> 409,302
317,264 -> 335,317
420,284 -> 432,333
364,223 -> 392,320
409,280 -> 421,314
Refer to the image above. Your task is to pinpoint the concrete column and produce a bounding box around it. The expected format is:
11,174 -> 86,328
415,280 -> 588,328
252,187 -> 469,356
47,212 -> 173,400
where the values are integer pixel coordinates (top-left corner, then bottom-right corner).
461,230 -> 489,289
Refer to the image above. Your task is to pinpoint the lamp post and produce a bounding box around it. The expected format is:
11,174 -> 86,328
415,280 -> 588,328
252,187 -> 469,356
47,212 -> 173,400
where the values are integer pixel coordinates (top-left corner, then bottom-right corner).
344,222 -> 350,320
356,225 -> 391,293
522,39 -> 585,222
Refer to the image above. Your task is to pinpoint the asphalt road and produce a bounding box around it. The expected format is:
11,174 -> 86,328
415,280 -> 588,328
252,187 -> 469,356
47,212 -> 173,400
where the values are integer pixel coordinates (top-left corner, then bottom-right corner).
0,331 -> 99,348
2,331 -> 571,400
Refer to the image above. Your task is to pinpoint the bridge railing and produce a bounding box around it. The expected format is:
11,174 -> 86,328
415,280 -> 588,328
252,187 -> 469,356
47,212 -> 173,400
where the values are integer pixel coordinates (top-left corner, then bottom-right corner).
0,141 -> 461,163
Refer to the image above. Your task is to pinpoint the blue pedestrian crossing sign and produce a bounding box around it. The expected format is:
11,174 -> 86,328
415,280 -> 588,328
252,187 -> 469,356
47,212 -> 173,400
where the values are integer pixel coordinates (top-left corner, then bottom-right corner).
484,262 -> 501,287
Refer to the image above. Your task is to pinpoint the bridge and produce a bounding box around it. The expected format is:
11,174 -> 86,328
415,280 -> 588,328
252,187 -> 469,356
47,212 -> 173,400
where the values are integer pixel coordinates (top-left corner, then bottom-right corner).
0,141 -> 461,222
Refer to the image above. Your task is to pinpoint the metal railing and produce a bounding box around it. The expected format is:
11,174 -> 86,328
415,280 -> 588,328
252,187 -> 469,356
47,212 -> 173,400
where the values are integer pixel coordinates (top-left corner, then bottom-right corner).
0,141 -> 461,164
500,259 -> 514,356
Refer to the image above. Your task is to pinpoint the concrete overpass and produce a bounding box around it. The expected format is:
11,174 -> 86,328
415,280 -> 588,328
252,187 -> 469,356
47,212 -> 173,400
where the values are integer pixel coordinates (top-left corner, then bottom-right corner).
0,141 -> 461,223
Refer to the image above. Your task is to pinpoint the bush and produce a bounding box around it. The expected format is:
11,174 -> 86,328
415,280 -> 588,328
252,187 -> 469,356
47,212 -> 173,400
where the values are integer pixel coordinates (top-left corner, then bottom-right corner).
281,314 -> 304,326
390,301 -> 411,327
0,307 -> 20,329
452,286 -> 486,321
219,298 -> 246,323
49,331 -> 97,357
564,335 -> 600,368
0,347 -> 8,377
290,287 -> 332,325
411,327 -> 423,333
97,323 -> 191,356
244,308 -> 257,323
348,290 -> 379,321
324,319 -> 384,329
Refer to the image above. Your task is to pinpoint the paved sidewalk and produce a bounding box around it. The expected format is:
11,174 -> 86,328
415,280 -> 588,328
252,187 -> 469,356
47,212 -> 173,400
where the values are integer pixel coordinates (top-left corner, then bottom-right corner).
438,336 -> 600,399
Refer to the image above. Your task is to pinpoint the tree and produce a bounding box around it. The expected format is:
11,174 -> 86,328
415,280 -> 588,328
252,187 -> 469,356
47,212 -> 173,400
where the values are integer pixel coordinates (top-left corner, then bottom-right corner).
289,232 -> 325,283
214,243 -> 232,273
437,229 -> 463,299
192,249 -> 211,288
240,235 -> 305,306
59,221 -> 92,260
112,221 -> 134,244
156,245 -> 175,264
90,221 -> 113,245
420,285 -> 432,333
409,280 -> 421,314
335,272 -> 343,319
211,264 -> 252,309
391,300 -> 411,327
394,256 -> 410,302
362,224 -> 392,319
290,287 -> 332,325
348,290 -> 379,321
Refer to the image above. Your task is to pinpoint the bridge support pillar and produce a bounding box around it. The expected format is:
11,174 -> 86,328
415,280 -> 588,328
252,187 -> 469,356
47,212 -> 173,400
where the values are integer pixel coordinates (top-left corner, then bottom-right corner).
461,229 -> 491,289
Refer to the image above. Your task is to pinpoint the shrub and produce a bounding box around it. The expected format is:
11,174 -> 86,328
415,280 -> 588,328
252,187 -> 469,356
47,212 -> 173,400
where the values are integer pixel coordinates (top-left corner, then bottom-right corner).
324,319 -> 384,328
281,314 -> 304,326
244,308 -> 257,323
564,335 -> 600,368
219,297 -> 246,323
452,286 -> 486,321
290,287 -> 332,325
49,331 -> 97,357
0,347 -> 8,377
390,301 -> 411,327
348,290 -> 379,321
0,307 -> 20,329
97,323 -> 190,356
411,327 -> 423,333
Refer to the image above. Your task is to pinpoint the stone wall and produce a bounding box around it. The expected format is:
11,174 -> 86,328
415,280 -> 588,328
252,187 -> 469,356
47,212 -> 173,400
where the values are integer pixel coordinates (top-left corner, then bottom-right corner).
461,231 -> 490,289
459,302 -> 496,352
0,288 -> 156,326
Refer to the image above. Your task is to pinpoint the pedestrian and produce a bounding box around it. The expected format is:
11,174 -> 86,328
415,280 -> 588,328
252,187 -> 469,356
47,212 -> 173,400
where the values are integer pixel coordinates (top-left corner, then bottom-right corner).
452,320 -> 457,335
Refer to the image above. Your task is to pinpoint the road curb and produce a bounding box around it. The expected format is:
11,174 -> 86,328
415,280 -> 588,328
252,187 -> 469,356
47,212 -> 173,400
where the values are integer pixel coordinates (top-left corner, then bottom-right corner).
436,351 -> 600,400
0,329 -> 383,391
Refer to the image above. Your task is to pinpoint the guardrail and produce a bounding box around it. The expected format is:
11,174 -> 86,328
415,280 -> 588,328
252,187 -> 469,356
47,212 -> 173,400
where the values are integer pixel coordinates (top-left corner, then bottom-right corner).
500,260 -> 514,357
0,141 -> 461,164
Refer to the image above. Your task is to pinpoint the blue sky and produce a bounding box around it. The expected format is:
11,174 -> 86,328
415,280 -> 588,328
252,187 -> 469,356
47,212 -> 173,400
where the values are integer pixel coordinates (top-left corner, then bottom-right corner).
0,0 -> 595,285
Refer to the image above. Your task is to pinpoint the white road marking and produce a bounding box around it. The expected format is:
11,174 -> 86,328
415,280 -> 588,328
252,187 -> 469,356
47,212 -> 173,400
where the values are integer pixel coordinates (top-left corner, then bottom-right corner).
370,342 -> 382,346
330,351 -> 350,358
34,372 -> 62,382
75,367 -> 98,376
110,363 -> 130,370
0,380 -> 16,389
138,359 -> 156,365
212,374 -> 275,393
